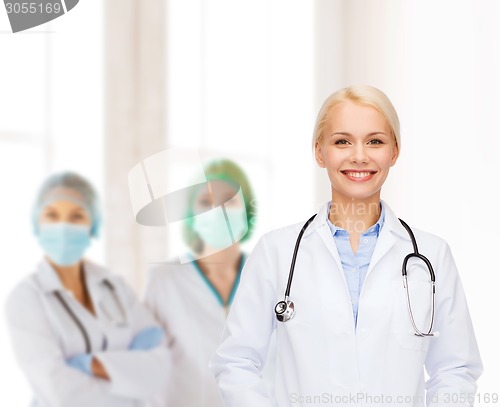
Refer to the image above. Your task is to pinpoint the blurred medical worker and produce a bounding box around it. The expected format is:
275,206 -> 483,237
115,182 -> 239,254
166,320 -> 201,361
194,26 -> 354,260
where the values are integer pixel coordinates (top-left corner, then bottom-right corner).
4,172 -> 170,407
210,86 -> 483,406
144,159 -> 273,406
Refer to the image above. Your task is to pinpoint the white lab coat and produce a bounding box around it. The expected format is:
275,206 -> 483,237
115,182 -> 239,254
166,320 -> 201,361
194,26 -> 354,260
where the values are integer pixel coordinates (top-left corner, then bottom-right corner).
4,259 -> 170,407
143,257 -> 276,407
210,201 -> 483,407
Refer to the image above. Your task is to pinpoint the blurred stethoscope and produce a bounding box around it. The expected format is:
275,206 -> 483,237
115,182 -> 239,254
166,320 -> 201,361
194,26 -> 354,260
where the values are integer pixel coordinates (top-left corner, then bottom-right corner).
274,214 -> 437,337
54,279 -> 128,353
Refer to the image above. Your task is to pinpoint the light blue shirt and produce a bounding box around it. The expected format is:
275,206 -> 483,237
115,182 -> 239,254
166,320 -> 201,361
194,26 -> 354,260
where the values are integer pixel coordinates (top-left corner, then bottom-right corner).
326,202 -> 385,326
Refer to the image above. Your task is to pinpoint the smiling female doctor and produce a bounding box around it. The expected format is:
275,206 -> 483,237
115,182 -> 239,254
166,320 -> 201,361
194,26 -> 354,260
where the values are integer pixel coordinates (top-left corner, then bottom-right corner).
4,172 -> 169,407
210,85 -> 483,406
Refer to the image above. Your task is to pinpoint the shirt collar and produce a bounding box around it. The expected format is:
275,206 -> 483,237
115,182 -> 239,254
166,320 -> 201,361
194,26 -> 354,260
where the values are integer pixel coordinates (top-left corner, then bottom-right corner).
302,200 -> 410,243
326,201 -> 385,237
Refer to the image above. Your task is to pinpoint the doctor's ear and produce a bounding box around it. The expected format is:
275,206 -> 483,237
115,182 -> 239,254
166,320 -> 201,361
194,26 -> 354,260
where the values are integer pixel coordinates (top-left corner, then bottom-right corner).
315,142 -> 326,168
390,145 -> 399,166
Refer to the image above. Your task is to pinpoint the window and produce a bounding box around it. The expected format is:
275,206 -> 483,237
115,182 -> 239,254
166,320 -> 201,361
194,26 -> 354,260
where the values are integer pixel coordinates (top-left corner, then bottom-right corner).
0,3 -> 103,403
165,0 -> 316,258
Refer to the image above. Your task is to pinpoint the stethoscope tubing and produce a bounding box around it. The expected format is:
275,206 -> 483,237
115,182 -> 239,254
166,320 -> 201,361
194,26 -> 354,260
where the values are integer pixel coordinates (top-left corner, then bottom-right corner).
284,214 -> 317,298
399,218 -> 436,336
403,275 -> 436,337
53,279 -> 126,353
276,213 -> 437,337
54,291 -> 92,353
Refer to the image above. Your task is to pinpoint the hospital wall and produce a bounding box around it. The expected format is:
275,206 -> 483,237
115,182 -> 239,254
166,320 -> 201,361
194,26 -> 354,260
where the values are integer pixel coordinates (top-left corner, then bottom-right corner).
0,0 -> 498,404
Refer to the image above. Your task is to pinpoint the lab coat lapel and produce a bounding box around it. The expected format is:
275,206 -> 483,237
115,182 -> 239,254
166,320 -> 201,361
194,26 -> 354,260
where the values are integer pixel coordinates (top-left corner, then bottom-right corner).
35,259 -> 64,293
366,223 -> 397,278
366,202 -> 409,278
84,260 -> 108,289
303,202 -> 343,273
317,225 -> 343,272
83,261 -> 124,325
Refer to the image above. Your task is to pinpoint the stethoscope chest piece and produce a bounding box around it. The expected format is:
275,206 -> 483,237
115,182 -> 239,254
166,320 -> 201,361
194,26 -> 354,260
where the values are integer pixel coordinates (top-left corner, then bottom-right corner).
275,298 -> 295,322
274,214 -> 316,323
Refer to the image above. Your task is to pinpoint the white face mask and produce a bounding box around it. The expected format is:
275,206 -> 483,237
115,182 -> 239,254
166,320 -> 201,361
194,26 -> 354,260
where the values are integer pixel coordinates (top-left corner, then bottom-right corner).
192,206 -> 248,250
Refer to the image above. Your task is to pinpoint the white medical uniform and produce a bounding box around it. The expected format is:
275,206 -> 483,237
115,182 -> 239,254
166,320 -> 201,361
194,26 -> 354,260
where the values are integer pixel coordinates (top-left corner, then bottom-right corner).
210,201 -> 483,407
144,256 -> 276,407
4,259 -> 170,407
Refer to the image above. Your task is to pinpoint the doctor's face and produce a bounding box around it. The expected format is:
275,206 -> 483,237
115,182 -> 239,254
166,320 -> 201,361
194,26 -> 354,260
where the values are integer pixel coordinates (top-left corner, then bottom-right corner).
39,200 -> 92,226
191,180 -> 246,251
193,180 -> 243,211
315,100 -> 398,203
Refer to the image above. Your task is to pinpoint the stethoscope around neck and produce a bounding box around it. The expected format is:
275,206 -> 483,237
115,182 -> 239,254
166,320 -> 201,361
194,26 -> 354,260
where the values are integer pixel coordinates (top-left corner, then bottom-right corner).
53,279 -> 127,353
274,214 -> 438,337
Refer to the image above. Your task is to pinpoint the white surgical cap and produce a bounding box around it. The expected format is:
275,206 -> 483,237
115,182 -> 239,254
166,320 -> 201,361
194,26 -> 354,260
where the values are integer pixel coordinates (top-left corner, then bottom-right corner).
32,171 -> 102,237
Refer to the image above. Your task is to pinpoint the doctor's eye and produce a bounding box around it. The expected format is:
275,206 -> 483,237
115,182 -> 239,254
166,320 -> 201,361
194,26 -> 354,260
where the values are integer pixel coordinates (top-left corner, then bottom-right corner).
40,208 -> 59,222
68,209 -> 91,224
69,213 -> 85,222
334,139 -> 350,145
223,194 -> 243,207
43,211 -> 59,221
197,197 -> 213,208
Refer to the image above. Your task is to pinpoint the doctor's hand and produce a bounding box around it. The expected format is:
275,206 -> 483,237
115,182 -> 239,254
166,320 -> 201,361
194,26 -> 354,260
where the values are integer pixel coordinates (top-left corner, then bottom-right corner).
128,326 -> 165,351
66,353 -> 93,375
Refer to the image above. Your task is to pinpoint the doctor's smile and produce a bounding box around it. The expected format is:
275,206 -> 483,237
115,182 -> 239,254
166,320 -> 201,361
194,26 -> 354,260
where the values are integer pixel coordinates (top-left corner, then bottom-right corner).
340,170 -> 377,181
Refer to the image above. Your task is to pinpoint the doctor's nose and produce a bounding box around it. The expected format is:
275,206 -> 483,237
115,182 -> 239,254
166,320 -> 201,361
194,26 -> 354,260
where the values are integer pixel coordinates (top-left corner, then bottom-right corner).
350,144 -> 369,164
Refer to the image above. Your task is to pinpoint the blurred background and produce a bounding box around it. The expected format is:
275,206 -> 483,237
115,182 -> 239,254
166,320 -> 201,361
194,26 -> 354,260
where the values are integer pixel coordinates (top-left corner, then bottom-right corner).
1,0 -> 499,404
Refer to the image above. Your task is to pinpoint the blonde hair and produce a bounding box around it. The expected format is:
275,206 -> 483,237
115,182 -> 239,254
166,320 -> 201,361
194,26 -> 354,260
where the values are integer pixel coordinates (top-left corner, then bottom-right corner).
312,85 -> 401,151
